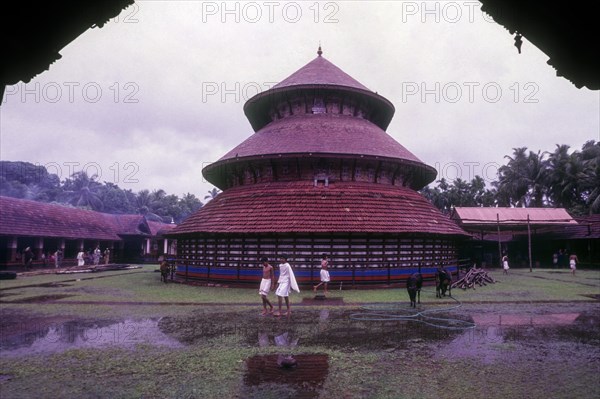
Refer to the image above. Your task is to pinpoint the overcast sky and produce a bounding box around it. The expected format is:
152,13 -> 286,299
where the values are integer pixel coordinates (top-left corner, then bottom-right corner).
1,1 -> 598,201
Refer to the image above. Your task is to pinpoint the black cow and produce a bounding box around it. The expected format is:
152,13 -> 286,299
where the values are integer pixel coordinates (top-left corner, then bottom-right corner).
407,272 -> 423,308
436,266 -> 452,298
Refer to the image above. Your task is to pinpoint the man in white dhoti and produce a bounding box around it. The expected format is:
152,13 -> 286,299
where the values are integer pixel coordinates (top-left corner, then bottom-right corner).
274,255 -> 300,316
259,257 -> 275,315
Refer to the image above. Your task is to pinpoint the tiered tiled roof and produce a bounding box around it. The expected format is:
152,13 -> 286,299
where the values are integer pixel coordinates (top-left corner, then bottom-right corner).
171,181 -> 465,235
0,196 -> 172,240
220,114 -> 424,163
173,51 -> 466,238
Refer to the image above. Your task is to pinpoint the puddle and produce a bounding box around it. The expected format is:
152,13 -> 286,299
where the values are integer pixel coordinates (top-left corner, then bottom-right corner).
472,313 -> 580,326
301,297 -> 344,305
0,318 -> 184,357
436,310 -> 599,364
243,354 -> 329,399
437,325 -> 512,364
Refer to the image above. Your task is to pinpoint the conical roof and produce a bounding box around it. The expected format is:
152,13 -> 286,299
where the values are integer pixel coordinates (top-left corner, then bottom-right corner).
244,50 -> 395,132
272,54 -> 370,91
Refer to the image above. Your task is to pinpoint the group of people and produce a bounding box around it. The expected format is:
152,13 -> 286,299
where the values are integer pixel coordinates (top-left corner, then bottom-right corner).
258,254 -> 331,317
20,247 -> 62,268
76,246 -> 110,267
502,251 -> 579,275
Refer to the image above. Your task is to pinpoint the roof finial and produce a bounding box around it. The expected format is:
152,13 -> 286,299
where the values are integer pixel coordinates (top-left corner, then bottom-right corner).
317,42 -> 322,57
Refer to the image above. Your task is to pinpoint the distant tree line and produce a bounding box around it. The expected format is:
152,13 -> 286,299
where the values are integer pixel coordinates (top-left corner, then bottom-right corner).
421,140 -> 599,216
1,140 -> 597,221
0,161 -> 222,223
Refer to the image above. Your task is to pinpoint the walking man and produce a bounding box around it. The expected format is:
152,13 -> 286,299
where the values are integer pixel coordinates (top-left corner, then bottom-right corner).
274,255 -> 300,317
569,253 -> 579,275
313,253 -> 330,296
259,257 -> 275,315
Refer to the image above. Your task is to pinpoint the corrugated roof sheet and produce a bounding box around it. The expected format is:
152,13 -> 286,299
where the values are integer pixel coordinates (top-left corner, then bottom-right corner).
169,181 -> 467,236
452,207 -> 577,226
538,214 -> 600,239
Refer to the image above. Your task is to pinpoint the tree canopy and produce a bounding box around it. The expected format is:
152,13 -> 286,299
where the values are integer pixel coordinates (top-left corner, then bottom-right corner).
421,140 -> 599,216
0,161 -> 206,223
1,141 -> 598,221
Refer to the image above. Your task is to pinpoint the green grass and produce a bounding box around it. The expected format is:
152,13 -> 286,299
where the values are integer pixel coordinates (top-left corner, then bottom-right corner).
2,266 -> 598,306
1,266 -> 599,398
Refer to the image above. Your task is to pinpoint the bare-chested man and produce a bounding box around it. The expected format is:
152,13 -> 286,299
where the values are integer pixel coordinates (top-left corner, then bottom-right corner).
259,257 -> 275,315
569,253 -> 579,275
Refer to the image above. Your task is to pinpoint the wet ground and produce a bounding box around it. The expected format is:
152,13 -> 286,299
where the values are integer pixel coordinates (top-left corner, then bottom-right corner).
1,300 -> 599,396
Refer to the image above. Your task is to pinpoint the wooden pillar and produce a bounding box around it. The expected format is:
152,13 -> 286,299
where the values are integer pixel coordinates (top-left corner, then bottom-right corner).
9,236 -> 18,262
497,214 -> 502,268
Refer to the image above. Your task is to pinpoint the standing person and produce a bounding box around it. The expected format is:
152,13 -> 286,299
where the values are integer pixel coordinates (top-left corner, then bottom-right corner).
259,257 -> 275,315
274,255 -> 300,317
502,255 -> 510,274
313,254 -> 331,296
552,252 -> 558,269
77,249 -> 85,267
569,253 -> 579,275
103,248 -> 110,265
93,246 -> 101,266
55,249 -> 62,268
24,247 -> 34,269
160,260 -> 170,283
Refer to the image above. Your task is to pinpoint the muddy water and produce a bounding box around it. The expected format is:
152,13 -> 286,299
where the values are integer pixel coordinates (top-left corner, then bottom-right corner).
0,318 -> 183,357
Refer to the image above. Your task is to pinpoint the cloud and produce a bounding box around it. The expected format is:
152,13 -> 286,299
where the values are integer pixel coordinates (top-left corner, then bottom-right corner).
1,1 -> 598,199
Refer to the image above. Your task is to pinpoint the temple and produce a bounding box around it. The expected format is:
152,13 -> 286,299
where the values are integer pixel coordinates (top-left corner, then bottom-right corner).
167,48 -> 468,285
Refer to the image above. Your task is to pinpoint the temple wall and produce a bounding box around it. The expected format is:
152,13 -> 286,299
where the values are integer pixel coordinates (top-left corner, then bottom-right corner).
268,92 -> 373,123
176,234 -> 457,270
225,158 -> 409,188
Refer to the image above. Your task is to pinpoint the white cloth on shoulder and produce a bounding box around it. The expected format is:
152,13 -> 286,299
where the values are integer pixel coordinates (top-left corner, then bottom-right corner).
276,262 -> 300,297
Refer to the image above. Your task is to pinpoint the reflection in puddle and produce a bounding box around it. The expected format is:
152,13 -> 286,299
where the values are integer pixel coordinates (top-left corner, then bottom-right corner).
438,326 -> 507,364
244,354 -> 329,399
319,309 -> 330,322
258,331 -> 299,348
0,319 -> 183,357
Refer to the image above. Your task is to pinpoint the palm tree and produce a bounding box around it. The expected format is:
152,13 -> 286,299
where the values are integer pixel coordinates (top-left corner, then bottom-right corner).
136,189 -> 163,221
204,187 -> 221,201
579,141 -> 600,214
61,171 -> 104,210
495,148 -> 548,207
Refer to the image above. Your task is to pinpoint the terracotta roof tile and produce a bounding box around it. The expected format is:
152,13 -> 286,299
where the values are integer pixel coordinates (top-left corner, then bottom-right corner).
219,114 -> 423,163
169,182 -> 466,236
0,196 -> 173,240
272,56 -> 370,91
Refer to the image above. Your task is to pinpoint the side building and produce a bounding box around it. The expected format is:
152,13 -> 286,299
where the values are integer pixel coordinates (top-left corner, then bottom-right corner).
0,196 -> 177,268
